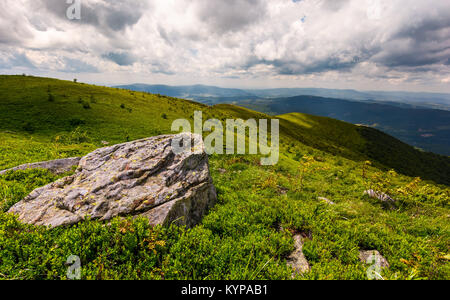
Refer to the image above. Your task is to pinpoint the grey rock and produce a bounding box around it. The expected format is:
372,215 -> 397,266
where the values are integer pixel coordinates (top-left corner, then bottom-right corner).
8,133 -> 217,228
364,190 -> 395,204
287,235 -> 310,275
318,197 -> 335,205
359,250 -> 389,268
0,157 -> 81,176
278,186 -> 289,195
359,250 -> 389,280
218,168 -> 227,174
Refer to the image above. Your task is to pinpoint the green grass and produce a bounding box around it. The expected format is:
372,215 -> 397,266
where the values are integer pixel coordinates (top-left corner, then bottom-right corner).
0,75 -> 448,280
277,112 -> 450,185
0,132 -> 95,170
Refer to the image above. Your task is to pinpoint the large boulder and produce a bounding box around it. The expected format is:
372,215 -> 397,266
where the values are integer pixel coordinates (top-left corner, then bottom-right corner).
8,133 -> 217,228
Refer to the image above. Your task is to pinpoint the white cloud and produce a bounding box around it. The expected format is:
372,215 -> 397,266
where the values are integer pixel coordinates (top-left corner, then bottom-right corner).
0,0 -> 449,92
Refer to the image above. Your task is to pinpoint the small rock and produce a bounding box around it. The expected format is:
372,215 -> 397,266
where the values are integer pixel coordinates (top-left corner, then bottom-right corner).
287,235 -> 310,276
278,186 -> 289,195
359,250 -> 389,280
218,168 -> 227,174
0,157 -> 81,176
101,141 -> 110,145
359,250 -> 389,268
364,190 -> 395,204
318,197 -> 335,205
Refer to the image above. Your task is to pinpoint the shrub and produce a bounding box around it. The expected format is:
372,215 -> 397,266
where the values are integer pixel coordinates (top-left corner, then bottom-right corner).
82,101 -> 91,109
69,118 -> 86,127
54,127 -> 92,144
22,122 -> 35,133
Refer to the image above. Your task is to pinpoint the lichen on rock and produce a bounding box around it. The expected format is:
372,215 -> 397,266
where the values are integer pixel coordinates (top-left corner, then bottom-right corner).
8,133 -> 217,228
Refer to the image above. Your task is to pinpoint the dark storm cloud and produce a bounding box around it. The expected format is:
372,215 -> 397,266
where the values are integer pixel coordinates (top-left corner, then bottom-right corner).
194,0 -> 268,34
281,58 -> 357,75
40,0 -> 148,33
240,54 -> 358,76
373,12 -> 450,69
249,1 -> 450,76
395,16 -> 450,42
102,52 -> 137,66
378,49 -> 450,68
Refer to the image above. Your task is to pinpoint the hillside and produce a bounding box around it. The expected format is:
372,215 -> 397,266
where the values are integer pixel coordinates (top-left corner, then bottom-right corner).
0,75 -> 449,280
117,84 -> 450,156
212,105 -> 450,185
277,112 -> 450,185
227,96 -> 450,156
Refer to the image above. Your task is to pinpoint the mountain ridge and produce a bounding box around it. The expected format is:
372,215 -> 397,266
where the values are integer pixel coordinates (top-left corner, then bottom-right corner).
233,95 -> 450,156
115,83 -> 450,110
116,83 -> 450,156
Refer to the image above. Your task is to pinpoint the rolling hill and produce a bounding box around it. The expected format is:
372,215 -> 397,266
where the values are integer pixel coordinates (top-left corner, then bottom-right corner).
233,96 -> 450,156
0,75 -> 449,280
116,84 -> 450,156
1,75 -> 448,183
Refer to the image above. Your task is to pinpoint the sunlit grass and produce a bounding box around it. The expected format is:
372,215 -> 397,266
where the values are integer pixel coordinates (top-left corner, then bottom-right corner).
0,75 -> 448,280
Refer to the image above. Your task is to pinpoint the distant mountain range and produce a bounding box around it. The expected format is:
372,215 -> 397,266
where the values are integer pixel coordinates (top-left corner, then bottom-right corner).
114,84 -> 450,156
115,84 -> 450,111
233,96 -> 450,156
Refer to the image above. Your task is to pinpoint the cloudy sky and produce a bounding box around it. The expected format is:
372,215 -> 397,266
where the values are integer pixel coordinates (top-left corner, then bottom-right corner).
1,0 -> 450,92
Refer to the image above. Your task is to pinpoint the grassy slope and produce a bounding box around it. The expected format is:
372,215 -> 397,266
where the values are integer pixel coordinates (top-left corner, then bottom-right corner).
232,96 -> 450,156
213,105 -> 450,185
0,75 -> 448,280
278,112 -> 450,185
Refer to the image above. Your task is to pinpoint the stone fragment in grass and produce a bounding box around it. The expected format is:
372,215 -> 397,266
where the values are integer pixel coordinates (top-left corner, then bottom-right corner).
0,157 -> 81,176
218,168 -> 227,174
287,235 -> 310,276
359,250 -> 389,269
318,197 -> 335,205
364,190 -> 396,204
